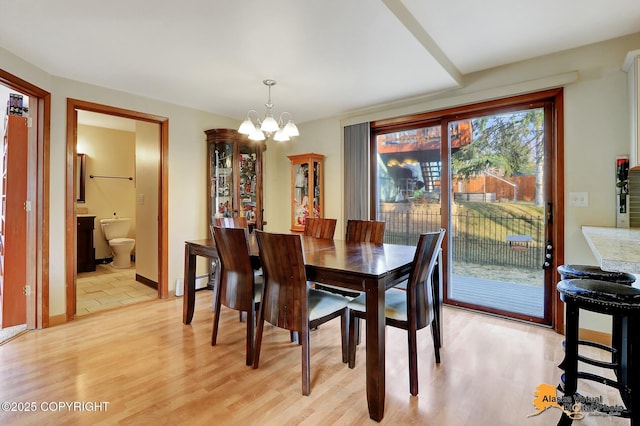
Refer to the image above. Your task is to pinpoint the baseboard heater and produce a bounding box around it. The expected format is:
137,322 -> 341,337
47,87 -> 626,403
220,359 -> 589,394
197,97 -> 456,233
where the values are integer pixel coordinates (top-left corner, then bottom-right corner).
175,274 -> 209,297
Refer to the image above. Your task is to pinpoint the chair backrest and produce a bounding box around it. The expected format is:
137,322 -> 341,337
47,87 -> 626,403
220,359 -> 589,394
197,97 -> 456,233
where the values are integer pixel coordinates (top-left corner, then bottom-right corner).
211,216 -> 249,238
212,226 -> 256,311
216,216 -> 248,229
254,231 -> 308,332
345,220 -> 385,244
304,218 -> 337,239
407,229 -> 446,329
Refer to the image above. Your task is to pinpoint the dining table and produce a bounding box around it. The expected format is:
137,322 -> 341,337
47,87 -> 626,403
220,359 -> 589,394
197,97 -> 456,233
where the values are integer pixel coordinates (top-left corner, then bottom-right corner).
183,234 -> 436,422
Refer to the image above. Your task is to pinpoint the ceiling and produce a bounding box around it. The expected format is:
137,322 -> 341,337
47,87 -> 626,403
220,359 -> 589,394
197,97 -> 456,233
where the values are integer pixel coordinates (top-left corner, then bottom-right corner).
2,0 -> 640,126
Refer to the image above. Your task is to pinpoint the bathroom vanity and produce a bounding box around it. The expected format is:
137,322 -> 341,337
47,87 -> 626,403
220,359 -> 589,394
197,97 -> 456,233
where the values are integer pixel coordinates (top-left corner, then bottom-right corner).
77,215 -> 96,272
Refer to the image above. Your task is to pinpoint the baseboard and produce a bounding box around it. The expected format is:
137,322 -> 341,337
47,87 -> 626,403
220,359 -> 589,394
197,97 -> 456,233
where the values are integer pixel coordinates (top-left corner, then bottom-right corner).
579,328 -> 612,346
136,274 -> 158,290
48,314 -> 67,327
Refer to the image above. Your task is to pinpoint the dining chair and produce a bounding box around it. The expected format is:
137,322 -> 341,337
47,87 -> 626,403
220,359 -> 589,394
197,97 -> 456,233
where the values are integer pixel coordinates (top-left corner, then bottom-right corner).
214,215 -> 248,230
315,219 -> 386,298
347,229 -> 446,396
209,217 -> 248,245
253,230 -> 350,396
211,215 -> 261,316
303,218 -> 337,239
211,226 -> 263,366
345,219 -> 385,244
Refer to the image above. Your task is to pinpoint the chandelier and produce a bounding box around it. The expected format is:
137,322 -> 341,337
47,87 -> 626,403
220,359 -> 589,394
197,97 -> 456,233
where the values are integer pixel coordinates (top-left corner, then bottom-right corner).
238,79 -> 300,142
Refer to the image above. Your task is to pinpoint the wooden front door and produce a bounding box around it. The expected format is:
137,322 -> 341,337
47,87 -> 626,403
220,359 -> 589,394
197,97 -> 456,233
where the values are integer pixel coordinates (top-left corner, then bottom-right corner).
1,115 -> 28,327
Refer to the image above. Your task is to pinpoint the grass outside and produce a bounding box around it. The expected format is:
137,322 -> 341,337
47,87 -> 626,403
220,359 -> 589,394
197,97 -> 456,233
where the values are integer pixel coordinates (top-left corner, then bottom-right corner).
383,200 -> 546,286
453,260 -> 543,287
454,200 -> 544,241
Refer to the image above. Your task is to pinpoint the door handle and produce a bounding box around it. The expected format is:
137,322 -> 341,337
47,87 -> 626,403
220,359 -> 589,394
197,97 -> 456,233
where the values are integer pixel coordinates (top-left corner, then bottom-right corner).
542,240 -> 553,269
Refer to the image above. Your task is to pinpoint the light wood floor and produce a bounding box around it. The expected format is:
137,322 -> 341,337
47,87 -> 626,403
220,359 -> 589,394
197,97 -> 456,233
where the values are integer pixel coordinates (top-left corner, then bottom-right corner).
0,290 -> 628,425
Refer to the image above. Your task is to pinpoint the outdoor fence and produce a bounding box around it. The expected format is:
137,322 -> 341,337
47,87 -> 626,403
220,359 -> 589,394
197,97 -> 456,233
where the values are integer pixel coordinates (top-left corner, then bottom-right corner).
378,207 -> 544,269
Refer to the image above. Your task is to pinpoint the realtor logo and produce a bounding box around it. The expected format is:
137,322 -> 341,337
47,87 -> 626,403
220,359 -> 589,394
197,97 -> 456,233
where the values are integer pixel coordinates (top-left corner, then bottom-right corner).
527,383 -> 584,420
527,383 -> 626,420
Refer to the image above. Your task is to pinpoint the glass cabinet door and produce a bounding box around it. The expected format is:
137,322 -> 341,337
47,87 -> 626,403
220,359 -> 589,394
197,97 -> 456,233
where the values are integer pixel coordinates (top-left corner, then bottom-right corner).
289,153 -> 324,232
311,160 -> 321,219
206,128 -> 265,233
238,144 -> 258,225
293,161 -> 310,227
210,142 -> 234,222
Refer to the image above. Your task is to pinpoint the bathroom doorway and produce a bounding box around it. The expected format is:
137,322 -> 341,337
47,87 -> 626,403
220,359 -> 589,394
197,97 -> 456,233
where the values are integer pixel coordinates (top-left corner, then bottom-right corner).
65,99 -> 169,320
75,111 -> 158,315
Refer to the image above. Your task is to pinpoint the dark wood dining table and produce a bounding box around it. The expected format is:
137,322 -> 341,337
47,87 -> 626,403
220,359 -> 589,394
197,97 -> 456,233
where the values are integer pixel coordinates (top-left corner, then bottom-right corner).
183,234 -> 428,422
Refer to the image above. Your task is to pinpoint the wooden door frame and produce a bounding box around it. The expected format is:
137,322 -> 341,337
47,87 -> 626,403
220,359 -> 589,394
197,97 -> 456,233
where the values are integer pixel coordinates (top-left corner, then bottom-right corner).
0,69 -> 50,329
65,99 -> 169,320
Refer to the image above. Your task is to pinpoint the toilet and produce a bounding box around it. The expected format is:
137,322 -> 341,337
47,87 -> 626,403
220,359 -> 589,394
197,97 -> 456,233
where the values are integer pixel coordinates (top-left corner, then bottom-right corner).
100,218 -> 136,268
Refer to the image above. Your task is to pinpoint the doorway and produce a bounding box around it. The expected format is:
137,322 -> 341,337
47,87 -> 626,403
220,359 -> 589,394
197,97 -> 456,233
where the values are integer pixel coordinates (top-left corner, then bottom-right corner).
74,111 -> 159,315
444,103 -> 555,325
372,88 -> 564,328
65,99 -> 169,320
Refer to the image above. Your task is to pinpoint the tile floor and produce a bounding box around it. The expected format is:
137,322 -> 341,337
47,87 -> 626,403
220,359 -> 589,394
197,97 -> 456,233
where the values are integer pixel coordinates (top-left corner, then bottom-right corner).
76,262 -> 158,316
0,324 -> 28,345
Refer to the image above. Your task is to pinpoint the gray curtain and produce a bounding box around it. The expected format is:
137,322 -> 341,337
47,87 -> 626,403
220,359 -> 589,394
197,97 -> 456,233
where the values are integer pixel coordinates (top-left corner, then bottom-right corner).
344,123 -> 370,221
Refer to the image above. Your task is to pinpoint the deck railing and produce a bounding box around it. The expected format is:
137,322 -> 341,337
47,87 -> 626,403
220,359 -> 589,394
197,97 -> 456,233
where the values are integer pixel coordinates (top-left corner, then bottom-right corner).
378,208 -> 543,269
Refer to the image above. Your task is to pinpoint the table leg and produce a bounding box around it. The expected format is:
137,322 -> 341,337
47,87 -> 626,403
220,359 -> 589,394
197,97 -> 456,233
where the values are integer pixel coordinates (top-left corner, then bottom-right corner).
183,244 -> 197,324
365,279 -> 386,421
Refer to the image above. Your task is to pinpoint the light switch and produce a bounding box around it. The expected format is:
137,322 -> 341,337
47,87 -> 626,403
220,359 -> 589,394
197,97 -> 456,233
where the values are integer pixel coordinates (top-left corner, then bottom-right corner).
569,192 -> 588,207
138,194 -> 145,205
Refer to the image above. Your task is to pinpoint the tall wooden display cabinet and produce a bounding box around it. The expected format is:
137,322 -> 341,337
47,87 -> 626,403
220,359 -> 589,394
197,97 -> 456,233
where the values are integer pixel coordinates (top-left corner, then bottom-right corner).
205,128 -> 266,231
288,153 -> 324,233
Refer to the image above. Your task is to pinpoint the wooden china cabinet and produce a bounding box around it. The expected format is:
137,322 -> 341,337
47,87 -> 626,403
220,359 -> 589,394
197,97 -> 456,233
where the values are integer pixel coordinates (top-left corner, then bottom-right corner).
205,128 -> 266,232
288,153 -> 324,233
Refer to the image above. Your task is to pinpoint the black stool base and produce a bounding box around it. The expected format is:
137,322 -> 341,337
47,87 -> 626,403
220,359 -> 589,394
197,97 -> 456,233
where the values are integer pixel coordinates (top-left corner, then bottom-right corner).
557,279 -> 640,425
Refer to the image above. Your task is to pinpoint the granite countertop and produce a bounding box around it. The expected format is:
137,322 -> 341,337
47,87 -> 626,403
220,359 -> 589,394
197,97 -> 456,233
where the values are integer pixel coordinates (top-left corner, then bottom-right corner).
582,226 -> 640,275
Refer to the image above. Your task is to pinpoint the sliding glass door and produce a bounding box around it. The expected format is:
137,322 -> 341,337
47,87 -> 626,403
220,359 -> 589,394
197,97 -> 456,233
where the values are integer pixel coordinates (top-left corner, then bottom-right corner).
445,107 -> 549,323
373,91 -> 560,326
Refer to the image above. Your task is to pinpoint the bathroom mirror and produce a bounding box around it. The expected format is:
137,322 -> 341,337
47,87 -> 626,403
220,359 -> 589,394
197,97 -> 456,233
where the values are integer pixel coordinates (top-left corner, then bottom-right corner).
76,153 -> 86,203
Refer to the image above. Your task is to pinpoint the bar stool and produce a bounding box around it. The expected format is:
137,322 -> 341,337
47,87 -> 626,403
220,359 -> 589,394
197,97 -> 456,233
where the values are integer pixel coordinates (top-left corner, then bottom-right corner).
557,279 -> 640,424
558,265 -> 636,379
557,264 -> 636,285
